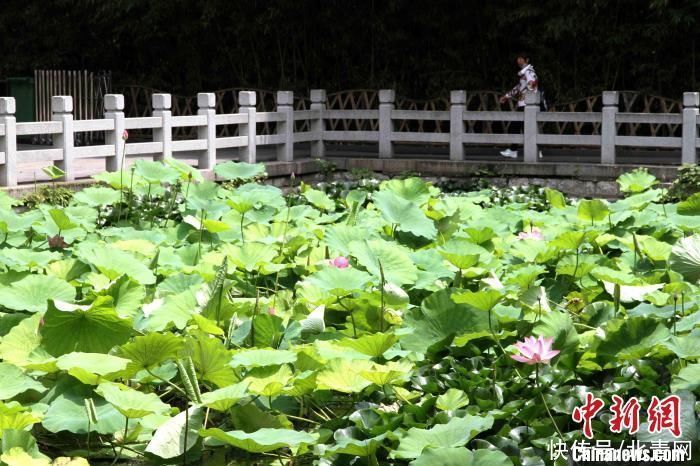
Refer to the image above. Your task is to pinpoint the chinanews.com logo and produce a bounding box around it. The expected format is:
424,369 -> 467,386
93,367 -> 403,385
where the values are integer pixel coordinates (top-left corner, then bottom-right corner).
549,393 -> 695,463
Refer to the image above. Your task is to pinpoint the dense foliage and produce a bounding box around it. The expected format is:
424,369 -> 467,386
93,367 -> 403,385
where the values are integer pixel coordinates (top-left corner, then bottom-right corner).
0,163 -> 698,464
2,1 -> 700,100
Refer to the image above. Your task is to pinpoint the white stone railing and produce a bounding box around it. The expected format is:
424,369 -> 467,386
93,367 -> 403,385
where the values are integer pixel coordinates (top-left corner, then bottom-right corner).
0,89 -> 698,187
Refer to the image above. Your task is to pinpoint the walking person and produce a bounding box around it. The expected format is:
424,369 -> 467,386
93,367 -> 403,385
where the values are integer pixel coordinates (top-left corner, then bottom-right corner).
499,52 -> 540,158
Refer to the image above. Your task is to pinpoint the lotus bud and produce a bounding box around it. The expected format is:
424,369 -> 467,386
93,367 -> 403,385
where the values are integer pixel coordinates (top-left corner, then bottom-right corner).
383,282 -> 409,306
121,129 -> 129,141
331,256 -> 350,268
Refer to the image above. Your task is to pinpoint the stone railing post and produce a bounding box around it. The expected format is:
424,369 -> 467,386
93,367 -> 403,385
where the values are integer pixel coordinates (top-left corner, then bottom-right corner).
682,92 -> 699,164
197,93 -> 217,169
310,89 -> 326,157
450,90 -> 466,161
0,98 -> 17,187
239,91 -> 257,163
523,92 -> 540,163
601,91 -> 618,164
152,93 -> 172,160
104,94 -> 125,172
52,96 -> 74,181
276,91 -> 294,162
378,89 -> 395,158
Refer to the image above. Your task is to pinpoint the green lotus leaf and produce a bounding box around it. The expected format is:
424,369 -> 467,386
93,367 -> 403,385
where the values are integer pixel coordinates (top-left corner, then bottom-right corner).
118,333 -> 184,370
221,242 -> 277,272
316,359 -> 375,393
669,235 -> 700,283
323,225 -> 372,256
0,314 -> 43,367
303,189 -> 335,211
617,168 -> 658,194
676,192 -> 700,216
435,388 -> 470,412
164,157 -> 204,182
0,274 -> 74,313
244,365 -> 293,397
0,401 -> 42,435
55,352 -> 131,385
438,239 -> 488,270
391,415 -> 494,459
135,289 -> 198,332
671,364 -> 700,392
0,363 -> 45,400
350,239 -> 418,285
230,348 -> 297,368
372,190 -> 437,239
399,289 -> 491,353
0,429 -> 46,461
451,289 -> 503,311
134,160 -> 180,184
101,275 -> 146,319
323,433 -> 387,457
184,333 -> 237,388
96,382 -> 170,418
0,249 -> 62,271
602,281 -> 663,303
75,242 -> 155,285
199,382 -> 250,412
41,298 -> 133,357
0,191 -> 21,210
577,199 -> 609,223
545,188 -> 567,208
213,161 -> 266,181
336,333 -> 398,357
186,180 -> 226,212
200,427 -> 318,453
596,317 -> 671,366
359,360 -> 413,386
304,267 -> 374,296
72,187 -> 122,207
202,219 -> 230,233
411,449 -> 513,466
48,209 -> 77,232
661,330 -> 700,359
534,310 -> 579,370
145,407 -> 204,459
229,402 -> 294,431
380,177 -> 433,204
42,387 -> 126,435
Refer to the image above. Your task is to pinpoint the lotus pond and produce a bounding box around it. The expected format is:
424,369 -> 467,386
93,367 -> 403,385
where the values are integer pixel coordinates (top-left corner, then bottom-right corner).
0,161 -> 698,465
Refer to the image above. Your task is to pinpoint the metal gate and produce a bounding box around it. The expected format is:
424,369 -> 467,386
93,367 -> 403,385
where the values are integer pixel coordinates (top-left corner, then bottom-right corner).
34,70 -> 112,144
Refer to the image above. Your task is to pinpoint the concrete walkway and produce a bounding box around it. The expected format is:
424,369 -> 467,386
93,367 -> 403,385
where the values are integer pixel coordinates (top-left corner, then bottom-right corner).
14,142 -> 679,186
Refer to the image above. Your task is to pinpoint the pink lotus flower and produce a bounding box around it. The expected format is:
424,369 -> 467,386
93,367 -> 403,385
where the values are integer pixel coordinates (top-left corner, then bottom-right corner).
121,129 -> 129,141
517,227 -> 543,241
330,256 -> 350,268
510,336 -> 560,365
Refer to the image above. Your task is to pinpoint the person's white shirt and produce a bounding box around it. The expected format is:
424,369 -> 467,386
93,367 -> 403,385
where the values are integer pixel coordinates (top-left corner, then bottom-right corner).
505,64 -> 538,108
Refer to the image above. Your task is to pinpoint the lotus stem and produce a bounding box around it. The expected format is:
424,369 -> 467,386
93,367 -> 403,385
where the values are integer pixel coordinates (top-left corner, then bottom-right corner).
125,167 -> 136,222
535,365 -> 564,440
240,211 -> 245,244
378,259 -> 386,332
183,404 -> 189,466
112,415 -> 129,465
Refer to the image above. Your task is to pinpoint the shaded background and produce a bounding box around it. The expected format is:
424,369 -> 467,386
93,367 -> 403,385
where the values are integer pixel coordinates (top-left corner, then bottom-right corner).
1,0 -> 699,102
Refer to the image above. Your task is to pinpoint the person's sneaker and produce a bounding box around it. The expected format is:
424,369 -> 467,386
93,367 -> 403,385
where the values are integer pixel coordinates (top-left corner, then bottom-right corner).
500,149 -> 517,158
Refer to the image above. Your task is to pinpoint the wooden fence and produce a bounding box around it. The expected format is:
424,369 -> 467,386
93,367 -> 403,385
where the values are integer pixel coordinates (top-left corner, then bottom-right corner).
0,89 -> 698,187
